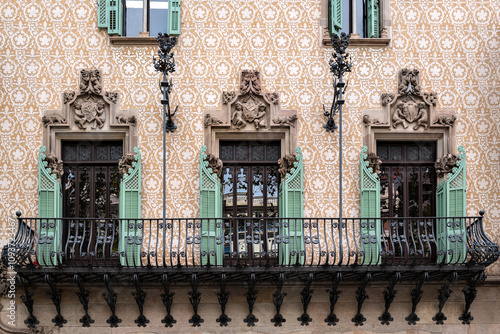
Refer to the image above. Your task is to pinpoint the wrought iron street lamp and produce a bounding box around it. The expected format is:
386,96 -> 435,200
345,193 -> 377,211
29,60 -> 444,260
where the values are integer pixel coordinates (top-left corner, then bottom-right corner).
323,33 -> 353,264
153,33 -> 178,225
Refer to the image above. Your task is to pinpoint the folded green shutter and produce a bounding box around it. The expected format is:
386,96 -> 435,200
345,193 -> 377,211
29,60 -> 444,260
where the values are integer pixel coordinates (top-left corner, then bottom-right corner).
360,146 -> 381,265
168,0 -> 181,35
97,0 -> 108,28
329,0 -> 342,36
366,0 -> 380,38
279,147 -> 304,265
38,146 -> 62,267
119,147 -> 142,266
106,0 -> 123,35
437,146 -> 467,264
199,146 -> 223,266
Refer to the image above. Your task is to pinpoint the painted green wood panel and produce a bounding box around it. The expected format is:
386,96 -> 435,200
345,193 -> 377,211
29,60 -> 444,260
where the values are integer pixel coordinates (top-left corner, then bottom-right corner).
199,146 -> 223,266
106,0 -> 123,35
97,0 -> 108,28
279,147 -> 304,266
437,146 -> 467,264
329,0 -> 342,36
38,146 -> 62,267
119,147 -> 142,266
367,0 -> 380,38
168,0 -> 181,35
360,146 -> 381,265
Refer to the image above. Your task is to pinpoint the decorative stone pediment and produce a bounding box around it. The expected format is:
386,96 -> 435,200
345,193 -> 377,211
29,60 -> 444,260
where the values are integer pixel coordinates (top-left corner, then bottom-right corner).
42,69 -> 138,157
203,70 -> 298,156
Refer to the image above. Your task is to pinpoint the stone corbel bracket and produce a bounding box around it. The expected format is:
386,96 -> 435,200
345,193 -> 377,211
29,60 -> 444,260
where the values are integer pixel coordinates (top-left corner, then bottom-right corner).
203,70 -> 298,156
42,69 -> 138,157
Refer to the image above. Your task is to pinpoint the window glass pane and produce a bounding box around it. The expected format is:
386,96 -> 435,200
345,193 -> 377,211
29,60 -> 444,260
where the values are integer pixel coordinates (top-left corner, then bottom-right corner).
340,0 -> 351,35
96,145 -> 109,160
150,0 -> 169,36
109,167 -> 121,219
267,168 -> 279,217
79,145 -> 91,161
126,0 -> 143,37
95,168 -> 107,218
356,0 -> 365,37
252,168 -> 264,217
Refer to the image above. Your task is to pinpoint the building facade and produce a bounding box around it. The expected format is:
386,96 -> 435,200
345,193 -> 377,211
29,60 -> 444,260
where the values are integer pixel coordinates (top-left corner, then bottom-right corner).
0,0 -> 499,333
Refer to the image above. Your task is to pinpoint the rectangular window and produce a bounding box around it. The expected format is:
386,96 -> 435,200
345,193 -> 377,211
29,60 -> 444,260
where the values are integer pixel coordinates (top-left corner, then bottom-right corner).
329,0 -> 380,38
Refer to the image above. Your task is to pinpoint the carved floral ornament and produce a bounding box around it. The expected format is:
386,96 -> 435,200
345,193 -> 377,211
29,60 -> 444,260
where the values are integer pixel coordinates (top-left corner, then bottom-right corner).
362,68 -> 457,131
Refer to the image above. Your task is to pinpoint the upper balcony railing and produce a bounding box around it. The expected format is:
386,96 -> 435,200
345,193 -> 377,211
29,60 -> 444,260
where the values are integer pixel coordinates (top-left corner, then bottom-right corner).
4,212 -> 499,271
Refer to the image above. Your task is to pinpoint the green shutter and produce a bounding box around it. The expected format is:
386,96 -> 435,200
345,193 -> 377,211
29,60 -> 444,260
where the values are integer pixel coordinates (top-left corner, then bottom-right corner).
437,146 -> 467,264
168,0 -> 181,35
329,0 -> 342,36
106,0 -> 123,35
279,147 -> 304,266
199,146 -> 223,266
119,147 -> 142,266
360,146 -> 381,265
97,0 -> 108,28
367,0 -> 380,38
38,146 -> 62,267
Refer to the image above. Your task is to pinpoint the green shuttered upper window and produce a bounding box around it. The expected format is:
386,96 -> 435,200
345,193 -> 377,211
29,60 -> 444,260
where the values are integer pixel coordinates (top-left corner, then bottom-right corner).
97,0 -> 181,36
329,0 -> 380,38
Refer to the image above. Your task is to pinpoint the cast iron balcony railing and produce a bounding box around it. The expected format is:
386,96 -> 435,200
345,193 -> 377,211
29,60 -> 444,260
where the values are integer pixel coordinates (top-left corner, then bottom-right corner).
5,212 -> 498,273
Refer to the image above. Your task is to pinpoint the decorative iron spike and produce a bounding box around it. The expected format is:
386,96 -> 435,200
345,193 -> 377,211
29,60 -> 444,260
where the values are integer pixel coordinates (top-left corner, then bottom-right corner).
74,274 -> 94,327
297,273 -> 314,326
459,272 -> 485,324
216,273 -> 231,326
244,273 -> 259,326
160,274 -> 176,327
20,276 -> 39,328
351,273 -> 371,326
379,272 -> 401,325
188,273 -> 204,327
103,274 -> 121,327
271,273 -> 287,326
324,272 -> 342,326
406,272 -> 429,325
132,274 -> 149,327
433,272 -> 457,324
45,274 -> 67,327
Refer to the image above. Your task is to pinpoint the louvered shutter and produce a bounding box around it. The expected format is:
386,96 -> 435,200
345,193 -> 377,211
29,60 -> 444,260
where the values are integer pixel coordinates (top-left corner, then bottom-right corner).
329,0 -> 342,36
367,0 -> 380,38
119,147 -> 142,266
97,0 -> 108,28
168,0 -> 181,35
199,146 -> 223,266
360,146 -> 381,265
437,146 -> 467,264
106,0 -> 123,35
38,146 -> 62,267
279,147 -> 304,265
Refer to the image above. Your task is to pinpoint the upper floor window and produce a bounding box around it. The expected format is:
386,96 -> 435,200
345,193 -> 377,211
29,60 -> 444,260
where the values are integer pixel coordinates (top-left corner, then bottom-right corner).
329,0 -> 380,38
98,0 -> 181,37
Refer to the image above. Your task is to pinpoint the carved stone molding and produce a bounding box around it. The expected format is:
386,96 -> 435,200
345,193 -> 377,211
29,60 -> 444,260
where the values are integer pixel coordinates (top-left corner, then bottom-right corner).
43,153 -> 64,179
203,70 -> 298,157
278,154 -> 298,179
119,153 -> 136,176
42,69 -> 138,159
362,68 -> 457,158
365,153 -> 382,176
206,153 -> 223,179
435,154 -> 459,178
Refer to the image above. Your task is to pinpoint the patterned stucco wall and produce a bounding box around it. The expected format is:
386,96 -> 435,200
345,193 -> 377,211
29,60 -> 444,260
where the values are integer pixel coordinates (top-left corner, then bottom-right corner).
0,0 -> 499,273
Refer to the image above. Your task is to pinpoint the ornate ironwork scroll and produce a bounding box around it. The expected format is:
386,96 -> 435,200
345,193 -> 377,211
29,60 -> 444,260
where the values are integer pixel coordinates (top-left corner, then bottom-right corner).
379,272 -> 401,325
103,274 -> 121,327
216,273 -> 231,326
271,273 -> 287,326
74,274 -> 94,327
188,273 -> 203,326
45,274 -> 67,327
459,272 -> 485,324
352,273 -> 371,326
433,272 -> 457,324
20,277 -> 39,328
132,274 -> 149,327
324,273 -> 342,326
297,273 -> 314,325
160,274 -> 176,327
406,272 -> 429,325
244,273 -> 259,326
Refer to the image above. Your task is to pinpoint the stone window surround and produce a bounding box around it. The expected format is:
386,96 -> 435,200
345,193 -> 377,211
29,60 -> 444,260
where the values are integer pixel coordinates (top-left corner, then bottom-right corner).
320,0 -> 392,46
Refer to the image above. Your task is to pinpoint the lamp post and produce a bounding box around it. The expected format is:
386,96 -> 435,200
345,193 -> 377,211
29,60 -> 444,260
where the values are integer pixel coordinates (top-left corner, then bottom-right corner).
323,32 -> 352,264
153,33 -> 178,226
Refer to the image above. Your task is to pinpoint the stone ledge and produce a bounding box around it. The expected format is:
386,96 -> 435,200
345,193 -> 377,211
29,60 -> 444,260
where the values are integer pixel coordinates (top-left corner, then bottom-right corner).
109,36 -> 158,46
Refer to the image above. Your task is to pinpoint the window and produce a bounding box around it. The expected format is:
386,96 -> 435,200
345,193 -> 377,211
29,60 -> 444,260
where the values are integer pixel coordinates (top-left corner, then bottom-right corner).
97,0 -> 181,36
329,0 -> 380,38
